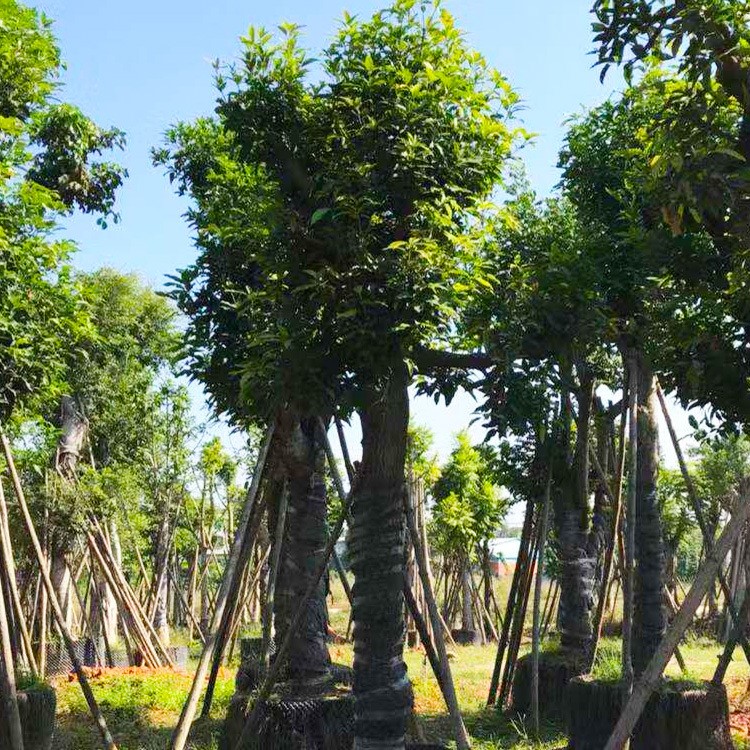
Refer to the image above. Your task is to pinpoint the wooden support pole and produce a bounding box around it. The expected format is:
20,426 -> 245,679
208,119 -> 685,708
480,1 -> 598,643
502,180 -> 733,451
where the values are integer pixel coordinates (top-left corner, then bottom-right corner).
87,532 -> 158,667
531,464 -> 552,738
87,529 -> 161,668
92,517 -> 173,665
541,580 -> 560,641
488,491 -> 535,705
622,356 -> 638,699
0,479 -> 37,676
406,494 -> 471,750
590,374 -> 629,669
662,586 -> 687,674
655,379 -> 750,667
0,559 -> 23,750
712,575 -> 750,687
200,491 -> 270,719
603,488 -> 750,750
334,417 -> 356,483
168,568 -> 205,645
1,433 -> 117,750
403,578 -> 442,687
319,421 -> 355,610
499,512 -> 539,709
170,422 -> 274,750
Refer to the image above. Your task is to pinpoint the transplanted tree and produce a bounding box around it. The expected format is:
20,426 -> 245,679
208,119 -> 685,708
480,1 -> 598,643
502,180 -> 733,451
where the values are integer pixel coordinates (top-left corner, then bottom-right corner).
431,431 -> 504,639
157,1 -> 522,745
9,270 -> 180,640
556,64 -> 750,679
464,183 -> 619,665
591,0 -> 750,423
0,0 -> 125,664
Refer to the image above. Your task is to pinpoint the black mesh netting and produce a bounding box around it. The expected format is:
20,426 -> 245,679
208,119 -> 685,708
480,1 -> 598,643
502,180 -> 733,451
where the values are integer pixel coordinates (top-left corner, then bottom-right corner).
44,639 -> 101,676
45,639 -> 187,675
222,693 -> 355,750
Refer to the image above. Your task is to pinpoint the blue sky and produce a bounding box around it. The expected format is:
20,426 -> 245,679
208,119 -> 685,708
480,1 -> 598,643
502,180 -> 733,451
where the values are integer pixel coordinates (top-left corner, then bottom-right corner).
39,0 -> 617,283
34,0 -> 656,494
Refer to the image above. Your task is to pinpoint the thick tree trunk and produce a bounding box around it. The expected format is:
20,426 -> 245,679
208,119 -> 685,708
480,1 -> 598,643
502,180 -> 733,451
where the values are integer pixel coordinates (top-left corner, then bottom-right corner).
633,358 -> 666,676
555,504 -> 595,655
348,365 -> 413,750
555,371 -> 596,659
274,414 -> 332,682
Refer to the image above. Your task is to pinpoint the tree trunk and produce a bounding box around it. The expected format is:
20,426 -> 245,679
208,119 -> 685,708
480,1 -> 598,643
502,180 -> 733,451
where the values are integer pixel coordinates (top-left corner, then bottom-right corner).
50,546 -> 74,633
632,357 -> 666,676
274,414 -> 332,681
51,395 -> 89,632
461,560 -> 475,632
152,510 -> 171,644
554,371 -> 596,659
348,365 -> 413,750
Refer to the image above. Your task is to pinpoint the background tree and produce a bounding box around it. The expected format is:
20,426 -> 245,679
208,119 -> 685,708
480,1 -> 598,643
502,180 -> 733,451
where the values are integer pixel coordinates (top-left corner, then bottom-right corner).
158,2 -> 522,745
431,431 -> 504,635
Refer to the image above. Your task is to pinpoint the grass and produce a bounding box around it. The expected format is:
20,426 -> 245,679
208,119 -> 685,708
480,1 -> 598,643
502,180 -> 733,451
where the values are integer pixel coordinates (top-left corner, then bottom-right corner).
50,575 -> 750,749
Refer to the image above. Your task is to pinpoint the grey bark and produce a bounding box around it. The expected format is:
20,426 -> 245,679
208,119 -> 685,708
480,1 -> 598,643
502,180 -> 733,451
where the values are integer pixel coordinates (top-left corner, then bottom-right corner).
460,561 -> 475,632
555,371 -> 596,658
152,511 -> 171,643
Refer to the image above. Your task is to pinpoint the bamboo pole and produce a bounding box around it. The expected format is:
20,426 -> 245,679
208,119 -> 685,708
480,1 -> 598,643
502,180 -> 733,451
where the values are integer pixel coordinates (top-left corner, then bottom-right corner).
38,571 -> 47,678
712,574 -> 750,687
87,532 -> 159,668
88,523 -> 166,667
169,567 -> 205,645
488,492 -> 535,705
0,561 -> 23,750
405,493 -> 471,750
622,355 -> 638,700
1,433 -> 117,750
499,512 -> 539,709
403,578 -> 442,688
470,571 -> 498,642
319,421 -> 356,611
0,479 -> 37,676
603,487 -> 750,750
90,518 -> 171,663
200,489 -> 270,719
170,421 -> 274,750
531,463 -> 552,738
541,580 -> 560,641
655,379 -> 750,666
662,586 -> 687,674
334,417 -> 356,483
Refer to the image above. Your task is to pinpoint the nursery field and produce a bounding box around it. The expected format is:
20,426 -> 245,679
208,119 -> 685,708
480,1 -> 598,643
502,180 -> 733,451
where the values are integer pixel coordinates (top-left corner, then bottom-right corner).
48,571 -> 750,748
51,633 -> 750,749
5,1 -> 750,750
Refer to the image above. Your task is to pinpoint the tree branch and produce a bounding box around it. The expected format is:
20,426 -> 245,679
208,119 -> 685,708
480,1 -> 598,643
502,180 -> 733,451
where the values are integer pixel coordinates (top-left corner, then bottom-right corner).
411,345 -> 494,372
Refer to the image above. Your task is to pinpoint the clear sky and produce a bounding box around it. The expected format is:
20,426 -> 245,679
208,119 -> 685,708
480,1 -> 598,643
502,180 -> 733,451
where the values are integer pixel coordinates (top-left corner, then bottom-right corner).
34,0 -> 627,470
39,0 -> 617,284
34,0 -> 704,518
